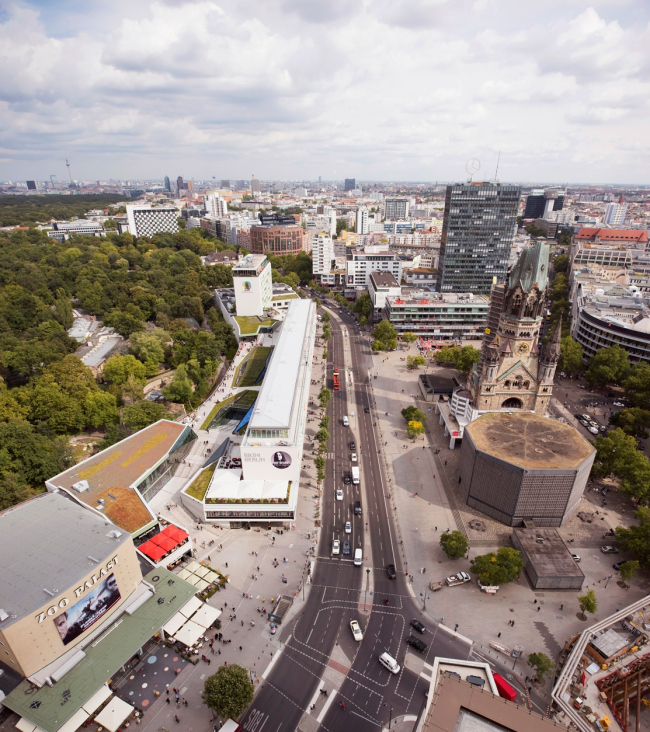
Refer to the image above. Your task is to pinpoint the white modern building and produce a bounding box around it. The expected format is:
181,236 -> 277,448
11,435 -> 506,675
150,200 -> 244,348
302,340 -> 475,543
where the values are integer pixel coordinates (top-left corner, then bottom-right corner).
345,248 -> 410,289
204,192 -> 228,218
603,202 -> 628,226
312,233 -> 335,278
356,207 -> 369,235
47,220 -> 104,241
232,254 -> 273,316
368,271 -> 401,313
126,205 -> 178,237
181,300 -> 316,526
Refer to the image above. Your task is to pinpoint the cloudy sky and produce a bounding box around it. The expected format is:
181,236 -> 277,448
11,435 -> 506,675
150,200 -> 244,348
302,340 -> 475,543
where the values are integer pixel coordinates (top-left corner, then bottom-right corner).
1,0 -> 649,184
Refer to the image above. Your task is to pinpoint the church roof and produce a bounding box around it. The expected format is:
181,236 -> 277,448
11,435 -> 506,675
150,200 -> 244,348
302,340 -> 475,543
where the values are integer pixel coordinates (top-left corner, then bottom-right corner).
508,241 -> 550,293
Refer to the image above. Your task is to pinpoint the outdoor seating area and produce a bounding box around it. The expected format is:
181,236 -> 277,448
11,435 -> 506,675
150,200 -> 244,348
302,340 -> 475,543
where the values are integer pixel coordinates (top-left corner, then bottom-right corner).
163,595 -> 221,656
136,524 -> 189,563
176,560 -> 221,591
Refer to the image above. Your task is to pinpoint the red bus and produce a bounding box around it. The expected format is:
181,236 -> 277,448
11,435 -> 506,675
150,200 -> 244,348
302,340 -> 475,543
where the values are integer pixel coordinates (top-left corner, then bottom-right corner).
492,673 -> 517,702
333,368 -> 340,391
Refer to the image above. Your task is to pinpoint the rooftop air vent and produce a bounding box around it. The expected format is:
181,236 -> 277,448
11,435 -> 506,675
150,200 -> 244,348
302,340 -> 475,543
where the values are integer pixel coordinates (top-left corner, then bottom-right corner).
72,480 -> 90,493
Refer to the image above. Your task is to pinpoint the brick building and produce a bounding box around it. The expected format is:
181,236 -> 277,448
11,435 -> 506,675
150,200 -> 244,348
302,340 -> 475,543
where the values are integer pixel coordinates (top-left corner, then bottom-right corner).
250,225 -> 308,255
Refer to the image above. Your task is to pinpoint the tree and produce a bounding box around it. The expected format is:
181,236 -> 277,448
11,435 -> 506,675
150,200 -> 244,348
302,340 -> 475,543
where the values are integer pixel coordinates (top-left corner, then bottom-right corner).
162,364 -> 194,405
321,312 -> 330,323
102,355 -> 147,386
402,332 -> 417,343
553,254 -> 569,273
314,455 -> 326,483
401,406 -> 426,423
559,336 -> 583,375
619,560 -> 639,585
578,588 -> 598,619
372,320 -> 397,351
470,547 -> 523,586
406,354 -> 426,369
352,293 -> 372,320
407,420 -> 425,439
0,472 -> 32,511
315,428 -> 330,445
456,346 -> 481,373
318,387 -> 331,409
84,391 -> 119,428
527,652 -> 555,682
625,363 -> 650,409
585,345 -> 630,388
440,530 -> 468,559
616,508 -> 650,570
609,408 -> 650,439
322,323 -> 331,341
435,346 -> 461,366
129,329 -> 168,375
592,428 -> 650,503
122,373 -> 145,403
121,401 -> 168,431
202,665 -> 254,721
319,415 -> 330,430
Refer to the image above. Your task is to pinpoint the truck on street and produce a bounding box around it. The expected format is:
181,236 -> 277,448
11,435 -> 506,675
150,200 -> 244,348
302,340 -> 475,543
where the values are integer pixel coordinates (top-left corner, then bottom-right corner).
351,466 -> 360,485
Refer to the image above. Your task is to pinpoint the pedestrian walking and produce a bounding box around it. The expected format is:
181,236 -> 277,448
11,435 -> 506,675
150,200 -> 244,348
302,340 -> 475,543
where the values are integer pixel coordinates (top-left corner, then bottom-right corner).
239,646 -> 243,651
175,715 -> 180,724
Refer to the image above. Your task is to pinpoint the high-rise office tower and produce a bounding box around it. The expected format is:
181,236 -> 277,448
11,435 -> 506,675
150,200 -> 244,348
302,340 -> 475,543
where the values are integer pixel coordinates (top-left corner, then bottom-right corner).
523,190 -> 564,219
205,192 -> 228,218
356,207 -> 369,235
251,175 -> 261,193
164,176 -> 171,192
436,182 -> 520,294
344,178 -> 356,191
384,198 -> 410,220
603,202 -> 627,226
221,180 -> 231,189
176,176 -> 184,193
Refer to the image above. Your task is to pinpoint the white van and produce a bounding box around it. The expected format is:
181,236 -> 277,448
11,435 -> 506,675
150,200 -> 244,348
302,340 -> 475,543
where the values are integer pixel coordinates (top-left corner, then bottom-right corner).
354,548 -> 363,566
379,652 -> 400,675
343,416 -> 349,427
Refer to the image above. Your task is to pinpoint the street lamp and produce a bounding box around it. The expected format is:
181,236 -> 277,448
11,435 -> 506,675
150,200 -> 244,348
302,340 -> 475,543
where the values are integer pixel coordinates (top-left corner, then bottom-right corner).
365,568 -> 370,612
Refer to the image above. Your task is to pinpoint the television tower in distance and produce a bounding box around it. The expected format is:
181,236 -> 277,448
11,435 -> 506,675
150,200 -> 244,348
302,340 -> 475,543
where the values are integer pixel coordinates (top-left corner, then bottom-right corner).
65,157 -> 72,182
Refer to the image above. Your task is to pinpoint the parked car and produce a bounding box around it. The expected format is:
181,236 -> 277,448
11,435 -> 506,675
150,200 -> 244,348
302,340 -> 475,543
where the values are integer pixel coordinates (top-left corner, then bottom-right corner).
406,635 -> 427,653
270,623 -> 277,635
587,425 -> 599,435
446,572 -> 471,586
345,521 -> 352,534
603,530 -> 615,537
350,620 -> 363,641
410,619 -> 426,634
343,540 -> 351,555
336,489 -> 344,501
614,401 -> 625,407
613,561 -> 629,571
572,554 -> 581,563
601,545 -> 619,554
386,564 -> 396,579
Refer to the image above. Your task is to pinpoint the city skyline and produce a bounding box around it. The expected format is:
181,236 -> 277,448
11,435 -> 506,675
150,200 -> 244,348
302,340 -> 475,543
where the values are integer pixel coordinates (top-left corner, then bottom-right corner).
0,1 -> 649,184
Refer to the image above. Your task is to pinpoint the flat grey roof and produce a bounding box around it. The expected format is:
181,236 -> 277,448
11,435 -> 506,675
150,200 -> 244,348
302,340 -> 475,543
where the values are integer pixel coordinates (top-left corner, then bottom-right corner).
370,271 -> 400,287
590,628 -> 629,659
0,493 -> 131,627
249,299 -> 313,430
513,527 -> 584,579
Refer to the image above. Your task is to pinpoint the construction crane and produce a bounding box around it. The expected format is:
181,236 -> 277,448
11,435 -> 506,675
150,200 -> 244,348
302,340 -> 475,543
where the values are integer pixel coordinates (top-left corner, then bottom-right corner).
49,175 -> 57,187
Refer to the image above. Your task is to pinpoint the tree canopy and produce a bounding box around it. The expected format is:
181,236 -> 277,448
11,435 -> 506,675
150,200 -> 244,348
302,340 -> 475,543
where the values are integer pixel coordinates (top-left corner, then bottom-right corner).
585,344 -> 630,388
202,665 -> 254,720
434,345 -> 480,373
559,336 -> 583,375
372,320 -> 397,351
470,547 -> 523,586
592,428 -> 650,504
616,508 -> 650,570
440,530 -> 468,559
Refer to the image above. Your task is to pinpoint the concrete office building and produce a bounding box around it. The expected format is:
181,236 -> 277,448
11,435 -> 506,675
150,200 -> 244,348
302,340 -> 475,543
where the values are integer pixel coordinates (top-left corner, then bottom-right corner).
458,412 -> 596,527
385,291 -> 489,340
384,198 -> 410,220
47,221 -> 104,241
344,178 -> 356,191
512,525 -> 585,589
232,253 -> 273,317
603,202 -> 628,226
250,224 -> 307,255
181,300 -> 316,526
0,493 -> 197,732
204,192 -> 228,218
251,175 -> 261,194
312,233 -> 336,279
368,271 -> 401,313
345,249 -> 411,289
126,205 -> 178,237
523,189 -> 564,219
436,182 -> 520,294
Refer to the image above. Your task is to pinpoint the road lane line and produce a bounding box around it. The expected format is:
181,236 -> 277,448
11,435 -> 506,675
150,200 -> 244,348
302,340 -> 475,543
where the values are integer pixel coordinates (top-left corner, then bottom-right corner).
262,648 -> 282,679
316,689 -> 337,723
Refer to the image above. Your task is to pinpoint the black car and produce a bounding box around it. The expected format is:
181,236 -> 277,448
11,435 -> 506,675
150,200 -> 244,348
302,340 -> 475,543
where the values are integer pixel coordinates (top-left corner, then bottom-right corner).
410,619 -> 426,634
343,540 -> 351,555
349,441 -> 356,450
343,473 -> 351,485
386,564 -> 396,579
613,561 -> 628,571
364,407 -> 370,413
406,636 -> 427,653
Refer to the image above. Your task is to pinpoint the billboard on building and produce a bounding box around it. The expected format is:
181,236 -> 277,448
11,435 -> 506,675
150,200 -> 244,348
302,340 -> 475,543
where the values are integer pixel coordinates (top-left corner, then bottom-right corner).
53,574 -> 121,645
241,446 -> 300,482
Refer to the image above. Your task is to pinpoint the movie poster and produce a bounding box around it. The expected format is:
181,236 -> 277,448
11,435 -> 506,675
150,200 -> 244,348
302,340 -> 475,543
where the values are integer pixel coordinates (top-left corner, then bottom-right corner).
53,574 -> 121,645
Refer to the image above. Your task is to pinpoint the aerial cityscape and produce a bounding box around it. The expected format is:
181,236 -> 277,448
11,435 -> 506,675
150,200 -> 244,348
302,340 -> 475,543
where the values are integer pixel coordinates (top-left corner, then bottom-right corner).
1,3 -> 650,732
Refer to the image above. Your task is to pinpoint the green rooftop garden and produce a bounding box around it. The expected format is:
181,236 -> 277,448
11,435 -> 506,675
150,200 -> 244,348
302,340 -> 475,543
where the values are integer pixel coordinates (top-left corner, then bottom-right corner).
234,315 -> 276,336
236,346 -> 273,387
185,463 -> 217,501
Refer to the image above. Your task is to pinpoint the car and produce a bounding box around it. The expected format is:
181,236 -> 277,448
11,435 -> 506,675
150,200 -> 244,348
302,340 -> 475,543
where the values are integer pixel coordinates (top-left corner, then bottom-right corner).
343,540 -> 351,555
332,540 -> 341,555
349,441 -> 356,450
410,619 -> 426,634
386,564 -> 396,579
603,530 -> 615,537
601,545 -> 619,554
364,407 -> 370,413
350,620 -> 363,641
336,489 -> 344,501
587,425 -> 599,435
600,425 -> 608,432
579,419 -> 590,427
572,554 -> 581,563
270,623 -> 277,635
406,635 -> 428,653
345,521 -> 352,534
614,401 -> 625,407
613,561 -> 629,571
351,453 -> 358,462
580,414 -> 591,421
343,473 -> 351,484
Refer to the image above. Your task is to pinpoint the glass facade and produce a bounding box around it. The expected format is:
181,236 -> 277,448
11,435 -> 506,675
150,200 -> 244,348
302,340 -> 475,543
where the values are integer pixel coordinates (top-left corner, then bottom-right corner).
436,183 -> 521,294
136,426 -> 197,503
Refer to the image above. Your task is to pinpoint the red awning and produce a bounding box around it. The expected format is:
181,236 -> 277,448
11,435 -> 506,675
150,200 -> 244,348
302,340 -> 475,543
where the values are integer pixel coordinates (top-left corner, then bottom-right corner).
150,534 -> 177,552
139,541 -> 167,562
162,525 -> 189,543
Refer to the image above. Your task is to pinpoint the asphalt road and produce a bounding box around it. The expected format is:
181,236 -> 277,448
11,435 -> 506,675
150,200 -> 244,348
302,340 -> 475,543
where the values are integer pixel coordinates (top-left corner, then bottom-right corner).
240,303 -> 472,732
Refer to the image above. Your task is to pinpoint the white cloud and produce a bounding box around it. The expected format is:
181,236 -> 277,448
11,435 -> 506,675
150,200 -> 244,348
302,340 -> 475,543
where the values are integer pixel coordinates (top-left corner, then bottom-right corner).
0,0 -> 649,181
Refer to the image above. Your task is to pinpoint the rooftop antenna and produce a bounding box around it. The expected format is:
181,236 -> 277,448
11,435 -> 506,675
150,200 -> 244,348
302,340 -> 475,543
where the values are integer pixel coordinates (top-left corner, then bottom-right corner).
494,150 -> 501,182
466,158 -> 481,183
